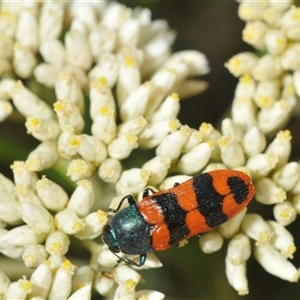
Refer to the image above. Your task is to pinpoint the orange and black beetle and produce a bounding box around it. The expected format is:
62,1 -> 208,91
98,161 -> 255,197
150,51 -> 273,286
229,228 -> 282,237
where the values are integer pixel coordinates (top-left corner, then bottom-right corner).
103,169 -> 255,266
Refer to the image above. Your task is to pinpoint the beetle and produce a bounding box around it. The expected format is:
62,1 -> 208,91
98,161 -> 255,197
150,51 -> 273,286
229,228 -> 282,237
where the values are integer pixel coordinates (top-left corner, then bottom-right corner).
102,169 -> 255,266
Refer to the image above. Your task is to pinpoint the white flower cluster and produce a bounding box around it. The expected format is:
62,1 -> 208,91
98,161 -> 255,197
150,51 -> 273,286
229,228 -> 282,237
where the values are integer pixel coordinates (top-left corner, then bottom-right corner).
221,0 -> 300,295
0,1 -> 208,299
0,0 -> 299,299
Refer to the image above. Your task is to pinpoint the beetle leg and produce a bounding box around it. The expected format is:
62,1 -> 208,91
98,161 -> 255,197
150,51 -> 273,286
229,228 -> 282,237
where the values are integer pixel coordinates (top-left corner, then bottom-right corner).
113,253 -> 147,267
173,182 -> 180,187
108,195 -> 137,213
197,233 -> 202,237
142,188 -> 156,198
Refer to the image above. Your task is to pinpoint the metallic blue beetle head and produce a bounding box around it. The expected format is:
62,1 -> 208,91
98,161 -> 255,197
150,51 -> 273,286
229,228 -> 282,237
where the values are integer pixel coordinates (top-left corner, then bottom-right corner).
102,205 -> 152,256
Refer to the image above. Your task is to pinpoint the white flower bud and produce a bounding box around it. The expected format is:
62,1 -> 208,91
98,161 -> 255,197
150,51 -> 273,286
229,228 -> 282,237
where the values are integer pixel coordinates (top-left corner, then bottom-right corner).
0,270 -> 11,297
98,158 -> 122,183
108,132 -> 138,160
94,272 -> 114,296
231,97 -> 257,130
116,168 -> 150,195
0,99 -> 12,121
72,265 -> 94,291
150,68 -> 178,101
45,230 -> 70,256
6,278 -> 32,300
22,244 -> 48,268
34,63 -> 60,88
25,117 -> 61,142
75,210 -> 108,240
89,77 -> 116,121
218,208 -> 247,239
268,220 -> 296,259
13,42 -> 37,78
11,160 -> 38,188
254,244 -> 300,282
0,78 -> 15,99
113,280 -> 137,300
118,18 -> 140,48
53,100 -> 84,133
265,130 -> 292,168
28,261 -> 52,298
142,156 -> 171,186
241,214 -> 273,247
254,79 -> 280,109
252,54 -> 283,81
15,184 -> 44,207
0,8 -> 18,38
0,224 -> 44,247
224,52 -> 259,77
39,2 -> 64,41
26,141 -> 58,171
117,51 -> 141,106
164,50 -> 209,77
225,257 -> 249,296
227,233 -> 251,266
69,2 -> 98,31
234,74 -> 256,99
243,126 -> 266,157
36,176 -> 68,211
47,254 -> 65,270
282,6 -> 300,40
151,93 -> 180,122
76,134 -> 107,165
272,162 -> 300,192
264,29 -> 287,54
91,105 -> 116,144
120,82 -> 153,121
65,30 -> 92,71
39,39 -> 66,67
199,230 -> 223,254
68,285 -> 92,300
238,2 -> 267,21
156,125 -> 191,162
219,135 -> 246,168
0,195 -> 22,225
246,152 -> 278,179
141,33 -> 173,77
159,175 -> 191,190
242,21 -> 268,50
0,34 -> 12,59
19,201 -> 54,234
199,122 -> 222,145
118,117 -> 148,137
68,180 -> 94,217
67,159 -> 95,181
182,129 -> 203,153
139,119 -> 181,149
101,2 -> 131,30
136,290 -> 165,300
269,0 -> 292,12
55,70 -> 84,112
114,264 -> 141,285
262,7 -> 283,28
89,27 -> 116,62
47,260 -> 76,300
55,208 -> 87,235
273,201 -> 297,226
15,9 -> 38,52
281,44 -> 300,70
255,178 -> 286,205
97,244 -> 119,268
176,140 -> 215,175
11,80 -> 53,118
0,173 -> 14,193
